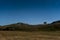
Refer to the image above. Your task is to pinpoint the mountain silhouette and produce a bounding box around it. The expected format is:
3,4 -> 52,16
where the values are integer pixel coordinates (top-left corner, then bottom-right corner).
51,20 -> 60,24
0,20 -> 60,31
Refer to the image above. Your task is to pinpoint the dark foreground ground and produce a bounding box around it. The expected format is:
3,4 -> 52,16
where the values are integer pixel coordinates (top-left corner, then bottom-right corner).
0,31 -> 60,40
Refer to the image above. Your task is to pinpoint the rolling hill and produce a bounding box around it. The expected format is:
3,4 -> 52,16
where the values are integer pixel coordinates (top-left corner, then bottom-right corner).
0,20 -> 60,31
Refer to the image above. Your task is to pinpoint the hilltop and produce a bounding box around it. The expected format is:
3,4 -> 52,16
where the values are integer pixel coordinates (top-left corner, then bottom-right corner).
0,20 -> 60,31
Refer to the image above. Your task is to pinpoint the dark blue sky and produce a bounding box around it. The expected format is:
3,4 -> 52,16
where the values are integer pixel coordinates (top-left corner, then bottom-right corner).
0,0 -> 60,25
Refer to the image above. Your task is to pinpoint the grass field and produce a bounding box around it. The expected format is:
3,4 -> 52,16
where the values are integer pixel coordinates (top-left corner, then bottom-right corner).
0,31 -> 60,40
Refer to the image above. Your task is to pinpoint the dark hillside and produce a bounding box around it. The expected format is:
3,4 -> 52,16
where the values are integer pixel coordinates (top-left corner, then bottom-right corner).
0,20 -> 60,31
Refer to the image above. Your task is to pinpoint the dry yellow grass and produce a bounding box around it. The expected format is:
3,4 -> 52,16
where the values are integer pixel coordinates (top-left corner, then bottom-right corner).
0,31 -> 60,40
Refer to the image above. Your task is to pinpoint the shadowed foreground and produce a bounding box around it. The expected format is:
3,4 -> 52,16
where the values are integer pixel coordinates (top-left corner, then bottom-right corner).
0,31 -> 60,40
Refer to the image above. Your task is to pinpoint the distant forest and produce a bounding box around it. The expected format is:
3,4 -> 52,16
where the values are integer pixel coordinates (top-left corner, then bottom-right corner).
0,20 -> 60,31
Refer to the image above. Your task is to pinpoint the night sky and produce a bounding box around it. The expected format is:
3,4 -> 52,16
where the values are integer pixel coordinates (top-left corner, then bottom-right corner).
0,0 -> 60,25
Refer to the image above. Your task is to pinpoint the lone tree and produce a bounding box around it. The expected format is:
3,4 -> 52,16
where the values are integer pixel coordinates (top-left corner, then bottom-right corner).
44,22 -> 47,24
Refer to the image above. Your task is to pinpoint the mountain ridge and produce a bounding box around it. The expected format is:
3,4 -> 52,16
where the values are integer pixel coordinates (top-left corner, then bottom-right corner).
0,20 -> 60,31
